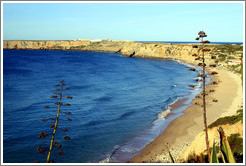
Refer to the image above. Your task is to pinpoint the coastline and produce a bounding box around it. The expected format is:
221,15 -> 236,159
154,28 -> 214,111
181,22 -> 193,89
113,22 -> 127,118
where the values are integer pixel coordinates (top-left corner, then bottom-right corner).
3,44 -> 243,163
131,61 -> 243,163
101,59 -> 206,163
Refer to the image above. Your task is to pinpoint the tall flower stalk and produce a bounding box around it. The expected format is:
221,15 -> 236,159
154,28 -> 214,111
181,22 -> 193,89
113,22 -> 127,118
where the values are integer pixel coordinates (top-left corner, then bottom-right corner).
37,81 -> 72,163
46,82 -> 64,162
195,31 -> 211,161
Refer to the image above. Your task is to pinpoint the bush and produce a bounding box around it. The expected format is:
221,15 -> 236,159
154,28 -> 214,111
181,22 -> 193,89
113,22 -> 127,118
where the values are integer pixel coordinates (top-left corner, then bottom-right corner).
208,109 -> 243,128
227,133 -> 243,154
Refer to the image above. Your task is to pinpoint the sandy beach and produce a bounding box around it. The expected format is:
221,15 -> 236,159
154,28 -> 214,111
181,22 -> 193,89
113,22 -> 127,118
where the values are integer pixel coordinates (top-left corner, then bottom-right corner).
132,65 -> 243,163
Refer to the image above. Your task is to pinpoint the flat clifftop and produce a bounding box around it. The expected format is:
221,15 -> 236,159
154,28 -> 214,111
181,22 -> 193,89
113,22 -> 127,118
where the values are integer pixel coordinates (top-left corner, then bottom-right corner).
3,40 -> 218,65
3,40 -> 91,50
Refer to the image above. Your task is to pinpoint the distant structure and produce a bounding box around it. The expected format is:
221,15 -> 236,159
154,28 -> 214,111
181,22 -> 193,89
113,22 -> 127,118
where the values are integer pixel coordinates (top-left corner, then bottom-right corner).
73,39 -> 90,41
90,39 -> 103,42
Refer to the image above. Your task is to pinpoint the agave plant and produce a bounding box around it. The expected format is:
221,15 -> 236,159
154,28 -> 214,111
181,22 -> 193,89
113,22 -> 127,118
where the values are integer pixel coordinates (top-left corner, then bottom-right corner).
165,143 -> 175,163
210,127 -> 236,163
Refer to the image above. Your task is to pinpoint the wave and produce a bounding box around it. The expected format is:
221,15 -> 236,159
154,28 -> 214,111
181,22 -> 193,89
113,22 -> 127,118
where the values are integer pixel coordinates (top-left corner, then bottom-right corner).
83,119 -> 112,127
157,109 -> 171,120
70,85 -> 91,90
84,110 -> 137,127
93,95 -> 112,102
117,111 -> 137,120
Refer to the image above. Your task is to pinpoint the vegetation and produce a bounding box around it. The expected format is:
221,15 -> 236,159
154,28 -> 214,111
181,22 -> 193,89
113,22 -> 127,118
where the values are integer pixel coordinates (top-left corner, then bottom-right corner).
70,45 -> 85,49
227,64 -> 241,74
241,64 -> 243,85
227,133 -> 243,155
207,44 -> 243,60
37,81 -> 72,163
50,45 -> 65,49
194,31 -> 211,161
183,127 -> 242,163
208,109 -> 243,128
215,127 -> 236,163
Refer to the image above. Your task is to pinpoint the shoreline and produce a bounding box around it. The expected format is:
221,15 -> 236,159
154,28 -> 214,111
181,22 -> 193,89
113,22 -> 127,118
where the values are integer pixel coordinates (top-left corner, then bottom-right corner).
101,59 -> 206,163
3,48 -> 243,163
131,60 -> 243,163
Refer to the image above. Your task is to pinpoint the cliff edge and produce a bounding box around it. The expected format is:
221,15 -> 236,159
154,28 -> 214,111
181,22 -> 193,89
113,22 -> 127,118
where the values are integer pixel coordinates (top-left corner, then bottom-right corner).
3,40 -> 216,66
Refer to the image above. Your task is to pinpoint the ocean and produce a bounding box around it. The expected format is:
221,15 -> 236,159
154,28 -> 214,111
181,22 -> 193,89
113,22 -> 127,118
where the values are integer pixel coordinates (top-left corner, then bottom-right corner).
3,49 -> 202,163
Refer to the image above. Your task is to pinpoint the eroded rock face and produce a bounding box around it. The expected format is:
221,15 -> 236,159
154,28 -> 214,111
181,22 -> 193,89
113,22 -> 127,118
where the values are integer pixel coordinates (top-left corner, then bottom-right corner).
3,40 -> 216,65
3,40 -> 91,50
79,41 -> 199,61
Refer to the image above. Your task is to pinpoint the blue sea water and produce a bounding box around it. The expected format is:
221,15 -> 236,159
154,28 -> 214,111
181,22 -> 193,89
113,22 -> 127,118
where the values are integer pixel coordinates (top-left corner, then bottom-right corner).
3,50 -> 201,163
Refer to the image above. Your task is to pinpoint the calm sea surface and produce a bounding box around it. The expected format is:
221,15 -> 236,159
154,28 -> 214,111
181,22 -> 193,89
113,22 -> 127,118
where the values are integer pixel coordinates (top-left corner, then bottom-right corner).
3,50 -> 200,163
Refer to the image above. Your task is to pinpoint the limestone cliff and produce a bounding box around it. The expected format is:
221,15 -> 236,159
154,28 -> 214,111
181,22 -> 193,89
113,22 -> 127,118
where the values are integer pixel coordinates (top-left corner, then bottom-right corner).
3,40 -> 91,50
3,40 -> 216,65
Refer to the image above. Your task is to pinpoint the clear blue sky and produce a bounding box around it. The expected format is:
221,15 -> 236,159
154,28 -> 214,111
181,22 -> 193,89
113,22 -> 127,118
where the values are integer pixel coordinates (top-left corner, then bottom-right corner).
3,2 -> 244,42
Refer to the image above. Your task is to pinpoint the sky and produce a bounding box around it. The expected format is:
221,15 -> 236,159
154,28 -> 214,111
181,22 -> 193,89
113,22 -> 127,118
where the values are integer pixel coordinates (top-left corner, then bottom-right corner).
2,2 -> 244,42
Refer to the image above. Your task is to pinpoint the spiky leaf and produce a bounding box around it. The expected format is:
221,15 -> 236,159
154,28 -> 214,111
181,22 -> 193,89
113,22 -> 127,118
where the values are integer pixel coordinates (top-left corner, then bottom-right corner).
218,127 -> 236,163
210,142 -> 219,163
167,148 -> 175,163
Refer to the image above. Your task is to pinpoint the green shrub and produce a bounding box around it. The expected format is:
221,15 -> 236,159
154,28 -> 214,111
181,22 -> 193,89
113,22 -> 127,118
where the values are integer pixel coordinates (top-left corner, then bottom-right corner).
227,133 -> 243,154
208,109 -> 243,128
70,45 -> 85,49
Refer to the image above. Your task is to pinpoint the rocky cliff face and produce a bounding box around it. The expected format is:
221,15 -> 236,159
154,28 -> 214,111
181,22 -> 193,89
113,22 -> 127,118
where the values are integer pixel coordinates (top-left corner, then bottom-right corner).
78,41 -> 200,61
3,40 -> 216,65
79,41 -> 215,65
3,40 -> 91,50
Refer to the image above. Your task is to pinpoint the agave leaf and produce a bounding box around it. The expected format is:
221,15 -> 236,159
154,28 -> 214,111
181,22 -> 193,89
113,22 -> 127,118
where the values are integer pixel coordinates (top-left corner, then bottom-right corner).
221,152 -> 226,163
167,148 -> 175,163
210,141 -> 219,163
218,127 -> 236,163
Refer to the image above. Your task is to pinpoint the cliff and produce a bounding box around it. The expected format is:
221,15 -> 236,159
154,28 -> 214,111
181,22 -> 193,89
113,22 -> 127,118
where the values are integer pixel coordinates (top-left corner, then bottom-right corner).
3,40 -> 91,50
3,40 -> 216,65
179,121 -> 243,162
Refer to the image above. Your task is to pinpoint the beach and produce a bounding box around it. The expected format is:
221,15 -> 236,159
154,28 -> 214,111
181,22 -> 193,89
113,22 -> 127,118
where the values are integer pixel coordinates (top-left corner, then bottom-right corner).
3,41 -> 243,163
132,65 -> 243,163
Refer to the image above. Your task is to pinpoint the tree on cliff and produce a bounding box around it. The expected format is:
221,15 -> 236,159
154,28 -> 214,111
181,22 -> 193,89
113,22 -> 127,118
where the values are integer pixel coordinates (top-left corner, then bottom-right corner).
195,31 -> 211,161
